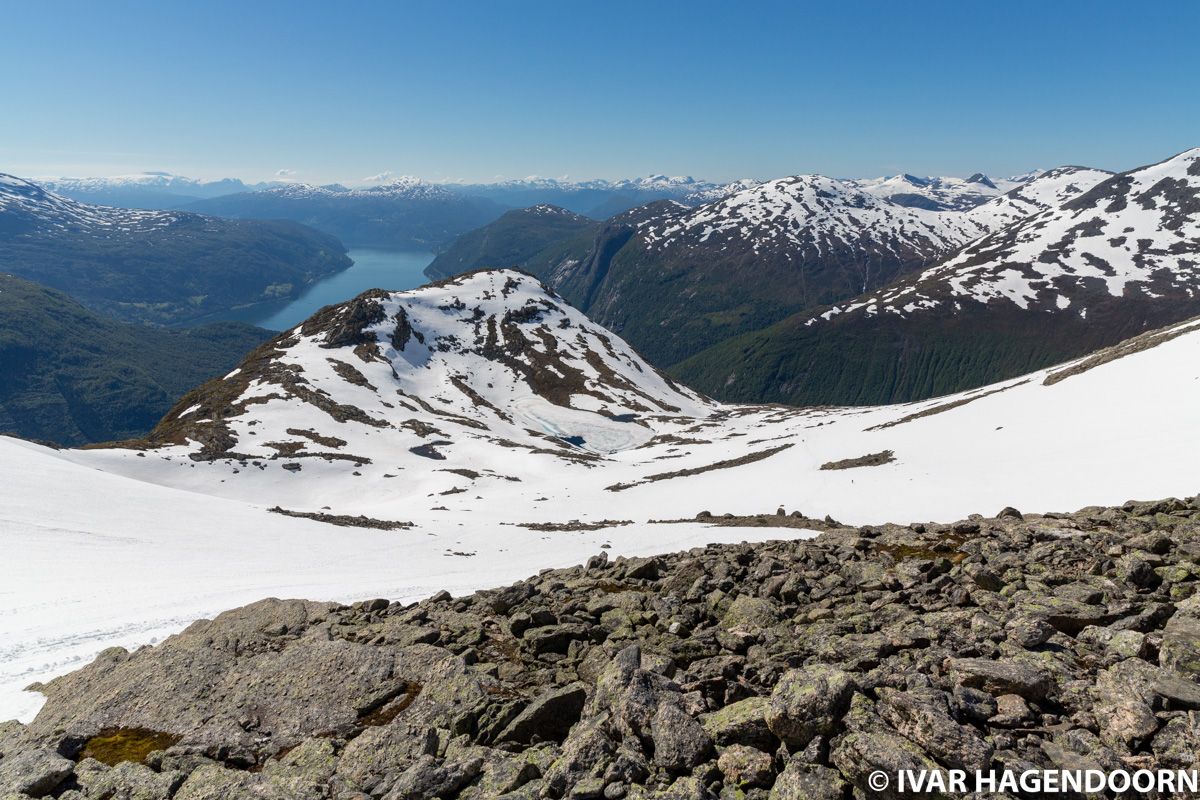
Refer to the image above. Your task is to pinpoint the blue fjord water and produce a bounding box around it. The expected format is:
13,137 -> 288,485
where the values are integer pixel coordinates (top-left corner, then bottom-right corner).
214,248 -> 435,331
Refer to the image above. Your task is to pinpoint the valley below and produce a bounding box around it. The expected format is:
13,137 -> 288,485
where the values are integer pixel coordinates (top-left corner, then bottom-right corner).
1,268 -> 1198,798
191,248 -> 436,331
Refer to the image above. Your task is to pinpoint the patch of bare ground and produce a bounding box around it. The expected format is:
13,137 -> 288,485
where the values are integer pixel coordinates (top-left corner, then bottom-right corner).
652,509 -> 843,530
275,451 -> 372,464
285,428 -> 347,448
635,433 -> 712,449
439,468 -> 481,479
820,449 -> 896,470
326,358 -> 377,390
268,506 -> 412,530
513,519 -> 634,532
1043,316 -> 1200,385
605,443 -> 793,491
866,381 -> 1029,431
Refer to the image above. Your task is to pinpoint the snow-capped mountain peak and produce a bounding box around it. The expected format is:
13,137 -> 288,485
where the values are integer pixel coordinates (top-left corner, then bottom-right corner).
145,269 -> 707,469
639,173 -> 988,255
851,171 -> 1030,212
806,149 -> 1196,325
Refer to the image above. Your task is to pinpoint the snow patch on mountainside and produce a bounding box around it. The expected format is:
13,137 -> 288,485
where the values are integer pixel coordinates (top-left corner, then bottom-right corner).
804,157 -> 1189,326
0,174 -> 185,232
961,166 -> 1113,232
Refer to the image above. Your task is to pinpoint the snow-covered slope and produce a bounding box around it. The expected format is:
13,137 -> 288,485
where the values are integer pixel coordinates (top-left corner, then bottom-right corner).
638,174 -> 989,256
0,173 -> 184,232
133,269 -> 709,466
836,148 -> 1200,319
961,165 -> 1114,237
3,270 -> 1199,722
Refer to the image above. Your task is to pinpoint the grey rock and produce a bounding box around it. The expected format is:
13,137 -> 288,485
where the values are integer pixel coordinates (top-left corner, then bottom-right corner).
830,728 -> 940,800
0,749 -> 73,797
701,697 -> 774,750
1161,614 -> 1200,679
876,688 -> 993,772
946,657 -> 1054,700
716,744 -> 773,787
769,760 -> 844,800
1093,659 -> 1160,750
382,754 -> 483,800
496,682 -> 587,745
650,701 -> 712,771
765,666 -> 854,748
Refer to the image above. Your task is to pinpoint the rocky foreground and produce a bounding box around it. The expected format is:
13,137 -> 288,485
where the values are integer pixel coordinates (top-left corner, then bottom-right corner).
3,498 -> 1200,799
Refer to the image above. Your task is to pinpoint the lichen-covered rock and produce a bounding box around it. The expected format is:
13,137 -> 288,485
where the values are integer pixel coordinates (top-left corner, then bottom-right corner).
945,657 -> 1054,701
830,728 -> 940,800
715,744 -> 773,787
701,697 -> 774,750
1092,659 -> 1162,749
769,760 -> 845,800
74,758 -> 183,800
496,682 -> 587,745
1161,614 -> 1200,678
765,666 -> 854,748
876,688 -> 993,772
650,701 -> 712,771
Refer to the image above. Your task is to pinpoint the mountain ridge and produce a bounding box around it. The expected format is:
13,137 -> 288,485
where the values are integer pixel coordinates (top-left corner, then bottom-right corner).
674,149 -> 1199,405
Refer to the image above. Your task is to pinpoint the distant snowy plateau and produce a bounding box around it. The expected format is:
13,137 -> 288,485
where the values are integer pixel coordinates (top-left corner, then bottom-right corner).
2,269 -> 1198,722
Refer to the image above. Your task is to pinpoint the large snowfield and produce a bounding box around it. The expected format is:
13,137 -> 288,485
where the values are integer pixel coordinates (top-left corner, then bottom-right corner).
2,271 -> 1198,724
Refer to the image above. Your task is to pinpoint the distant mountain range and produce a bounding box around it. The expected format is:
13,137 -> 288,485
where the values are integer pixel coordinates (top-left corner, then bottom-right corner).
0,174 -> 350,325
675,149 -> 1200,404
0,274 -> 271,445
849,170 -> 1039,211
32,169 -> 1040,254
420,150 -> 1200,409
40,172 -> 280,210
446,175 -> 758,218
425,172 -> 1051,366
183,179 -> 506,250
22,150 -> 1198,420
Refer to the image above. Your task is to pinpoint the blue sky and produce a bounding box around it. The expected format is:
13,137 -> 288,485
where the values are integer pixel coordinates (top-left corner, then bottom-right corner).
1,0 -> 1196,184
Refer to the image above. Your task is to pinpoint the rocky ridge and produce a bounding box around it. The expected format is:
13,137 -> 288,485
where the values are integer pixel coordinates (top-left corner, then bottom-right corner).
5,497 -> 1200,798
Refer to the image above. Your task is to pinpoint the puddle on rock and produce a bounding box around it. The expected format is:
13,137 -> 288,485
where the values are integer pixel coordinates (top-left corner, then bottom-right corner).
78,728 -> 182,766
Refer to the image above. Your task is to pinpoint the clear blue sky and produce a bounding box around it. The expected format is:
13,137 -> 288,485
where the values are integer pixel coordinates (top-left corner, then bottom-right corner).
2,0 -> 1196,184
